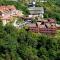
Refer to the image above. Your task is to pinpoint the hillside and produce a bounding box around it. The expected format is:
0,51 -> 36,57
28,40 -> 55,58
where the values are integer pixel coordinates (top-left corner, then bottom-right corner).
0,0 -> 60,22
0,0 -> 60,60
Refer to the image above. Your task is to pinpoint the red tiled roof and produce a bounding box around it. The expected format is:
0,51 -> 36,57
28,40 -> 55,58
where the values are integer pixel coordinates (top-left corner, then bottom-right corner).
28,19 -> 56,34
0,5 -> 22,20
7,5 -> 16,10
1,14 -> 11,20
48,18 -> 56,23
0,5 -> 16,11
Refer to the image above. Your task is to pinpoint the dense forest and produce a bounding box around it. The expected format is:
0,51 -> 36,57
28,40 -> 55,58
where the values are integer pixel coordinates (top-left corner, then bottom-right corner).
0,0 -> 60,60
0,21 -> 60,60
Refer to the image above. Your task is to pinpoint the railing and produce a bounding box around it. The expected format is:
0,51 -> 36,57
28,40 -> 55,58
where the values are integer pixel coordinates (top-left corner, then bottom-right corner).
39,28 -> 56,34
29,27 -> 56,34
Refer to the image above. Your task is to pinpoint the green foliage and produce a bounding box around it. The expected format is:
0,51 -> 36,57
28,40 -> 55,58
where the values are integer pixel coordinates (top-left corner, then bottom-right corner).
0,22 -> 60,60
31,18 -> 37,23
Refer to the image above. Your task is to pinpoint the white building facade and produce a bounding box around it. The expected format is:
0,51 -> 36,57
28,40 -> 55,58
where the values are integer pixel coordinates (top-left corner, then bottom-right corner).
28,7 -> 44,18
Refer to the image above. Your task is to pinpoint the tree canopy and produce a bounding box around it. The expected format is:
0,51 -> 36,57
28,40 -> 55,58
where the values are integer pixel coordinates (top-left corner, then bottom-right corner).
0,22 -> 60,60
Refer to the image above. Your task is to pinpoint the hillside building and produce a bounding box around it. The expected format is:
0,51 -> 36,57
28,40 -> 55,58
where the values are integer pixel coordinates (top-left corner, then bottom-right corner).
28,18 -> 56,34
28,7 -> 44,18
0,5 -> 23,26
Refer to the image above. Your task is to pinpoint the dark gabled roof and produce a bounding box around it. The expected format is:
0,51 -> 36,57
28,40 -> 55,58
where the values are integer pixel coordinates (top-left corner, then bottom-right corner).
28,7 -> 44,14
28,7 -> 44,11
